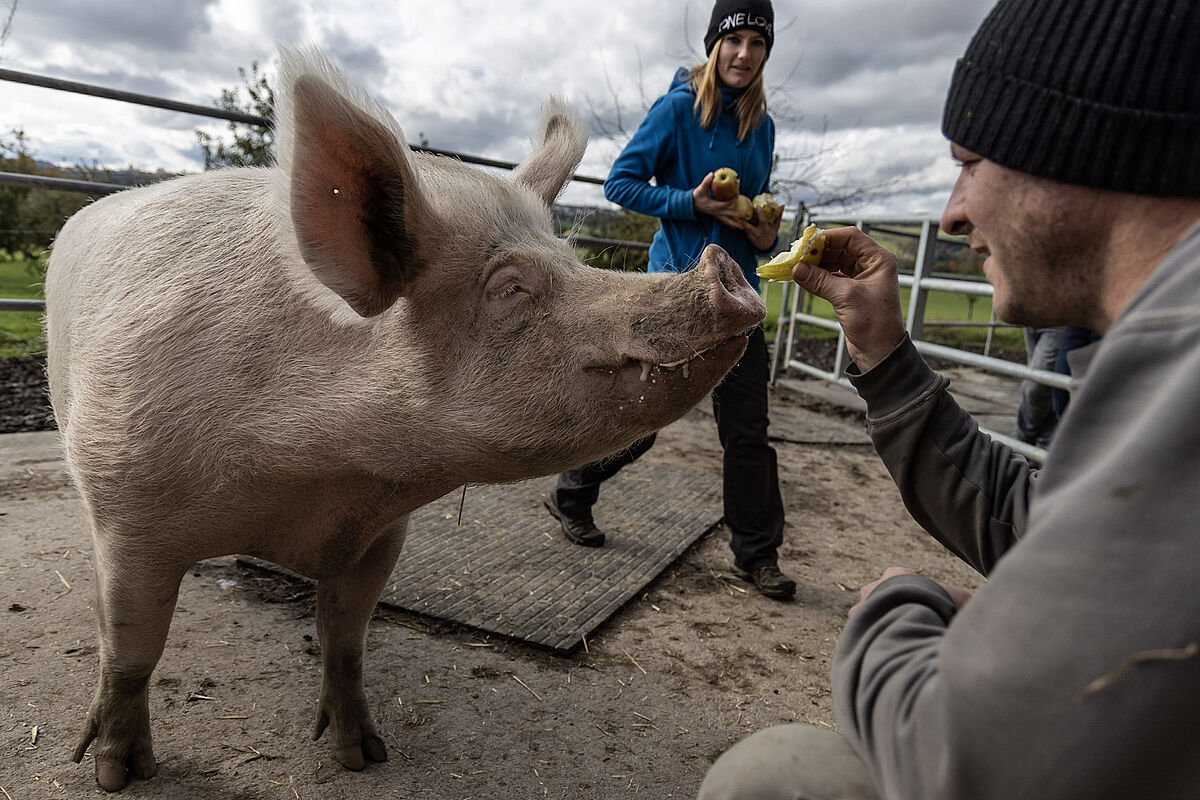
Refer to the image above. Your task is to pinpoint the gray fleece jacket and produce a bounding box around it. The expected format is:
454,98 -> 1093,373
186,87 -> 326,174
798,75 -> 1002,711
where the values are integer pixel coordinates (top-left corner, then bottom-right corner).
833,223 -> 1200,799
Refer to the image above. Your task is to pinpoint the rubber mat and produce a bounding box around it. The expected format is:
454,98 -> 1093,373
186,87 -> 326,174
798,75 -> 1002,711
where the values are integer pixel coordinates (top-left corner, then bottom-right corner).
378,461 -> 722,650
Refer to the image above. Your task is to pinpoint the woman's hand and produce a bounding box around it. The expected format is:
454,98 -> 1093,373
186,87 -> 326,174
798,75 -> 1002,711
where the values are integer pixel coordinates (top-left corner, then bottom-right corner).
693,172 -> 752,229
743,207 -> 781,252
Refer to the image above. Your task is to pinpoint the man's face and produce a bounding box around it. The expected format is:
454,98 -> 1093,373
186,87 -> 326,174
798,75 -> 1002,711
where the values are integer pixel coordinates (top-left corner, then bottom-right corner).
940,144 -> 1108,328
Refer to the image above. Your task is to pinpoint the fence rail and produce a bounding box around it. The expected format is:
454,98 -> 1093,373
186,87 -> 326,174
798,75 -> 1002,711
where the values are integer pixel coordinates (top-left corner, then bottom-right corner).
0,170 -> 127,195
772,217 -> 1053,464
0,67 -> 607,186
5,67 -> 1051,464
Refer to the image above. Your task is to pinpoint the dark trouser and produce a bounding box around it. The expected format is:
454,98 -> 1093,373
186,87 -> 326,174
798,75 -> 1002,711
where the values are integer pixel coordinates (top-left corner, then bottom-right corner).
1014,326 -> 1065,447
551,327 -> 785,572
551,432 -> 659,517
1052,326 -> 1101,418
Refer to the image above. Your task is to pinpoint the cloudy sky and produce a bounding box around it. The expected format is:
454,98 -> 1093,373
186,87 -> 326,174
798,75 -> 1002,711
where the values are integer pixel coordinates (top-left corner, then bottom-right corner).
0,0 -> 996,218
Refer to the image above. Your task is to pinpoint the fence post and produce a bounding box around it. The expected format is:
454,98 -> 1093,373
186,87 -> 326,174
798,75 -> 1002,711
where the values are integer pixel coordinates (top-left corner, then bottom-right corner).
770,204 -> 810,385
905,219 -> 939,340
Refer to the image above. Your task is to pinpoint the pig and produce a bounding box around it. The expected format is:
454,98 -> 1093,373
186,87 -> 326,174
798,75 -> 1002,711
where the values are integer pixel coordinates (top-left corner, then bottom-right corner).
44,46 -> 766,791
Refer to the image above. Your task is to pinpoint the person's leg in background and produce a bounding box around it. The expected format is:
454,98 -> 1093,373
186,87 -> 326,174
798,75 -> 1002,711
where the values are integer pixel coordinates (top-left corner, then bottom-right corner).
546,434 -> 657,546
1051,326 -> 1101,418
1014,326 -> 1065,447
712,326 -> 792,599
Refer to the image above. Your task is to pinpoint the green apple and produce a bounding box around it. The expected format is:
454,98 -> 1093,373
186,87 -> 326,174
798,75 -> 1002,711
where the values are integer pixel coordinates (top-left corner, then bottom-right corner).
752,193 -> 783,226
732,194 -> 755,223
710,167 -> 740,201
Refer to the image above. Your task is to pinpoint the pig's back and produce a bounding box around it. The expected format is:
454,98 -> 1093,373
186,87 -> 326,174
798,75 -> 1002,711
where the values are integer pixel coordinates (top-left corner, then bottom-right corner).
48,169 -> 284,415
44,168 -> 373,501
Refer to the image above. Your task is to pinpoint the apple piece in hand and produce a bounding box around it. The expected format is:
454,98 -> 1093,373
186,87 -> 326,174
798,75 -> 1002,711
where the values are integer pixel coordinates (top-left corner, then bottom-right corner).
752,193 -> 783,226
710,167 -> 740,201
732,194 -> 755,223
755,224 -> 827,282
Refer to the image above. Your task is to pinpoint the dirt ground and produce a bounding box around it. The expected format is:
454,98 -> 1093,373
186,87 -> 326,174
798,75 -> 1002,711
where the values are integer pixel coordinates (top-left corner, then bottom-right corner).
0,374 -> 986,799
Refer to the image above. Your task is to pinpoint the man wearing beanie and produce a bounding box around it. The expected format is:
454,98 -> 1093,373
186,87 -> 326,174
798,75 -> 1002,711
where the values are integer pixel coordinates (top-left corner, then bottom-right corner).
698,0 -> 1200,798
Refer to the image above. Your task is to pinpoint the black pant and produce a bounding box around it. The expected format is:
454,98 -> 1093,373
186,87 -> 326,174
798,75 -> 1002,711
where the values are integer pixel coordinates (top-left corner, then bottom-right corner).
551,327 -> 786,572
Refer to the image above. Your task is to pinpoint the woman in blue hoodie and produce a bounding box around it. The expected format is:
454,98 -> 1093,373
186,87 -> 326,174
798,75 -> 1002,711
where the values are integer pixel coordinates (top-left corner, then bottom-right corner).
545,0 -> 795,600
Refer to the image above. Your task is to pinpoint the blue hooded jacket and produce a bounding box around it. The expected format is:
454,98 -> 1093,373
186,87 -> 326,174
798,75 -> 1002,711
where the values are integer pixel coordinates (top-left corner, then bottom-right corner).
604,67 -> 777,289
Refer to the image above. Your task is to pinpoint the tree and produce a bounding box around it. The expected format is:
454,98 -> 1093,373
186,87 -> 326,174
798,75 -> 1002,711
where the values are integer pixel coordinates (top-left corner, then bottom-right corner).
0,0 -> 17,58
556,205 -> 658,272
0,129 -> 92,267
584,51 -> 901,217
195,61 -> 275,169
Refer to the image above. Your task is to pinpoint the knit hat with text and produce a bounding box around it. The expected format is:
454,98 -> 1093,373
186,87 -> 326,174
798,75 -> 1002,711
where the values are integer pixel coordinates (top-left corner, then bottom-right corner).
942,0 -> 1200,196
704,0 -> 774,57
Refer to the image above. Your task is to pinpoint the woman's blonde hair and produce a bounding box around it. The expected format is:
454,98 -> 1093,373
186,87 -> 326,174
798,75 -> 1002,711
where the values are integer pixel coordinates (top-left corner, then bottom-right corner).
689,36 -> 768,142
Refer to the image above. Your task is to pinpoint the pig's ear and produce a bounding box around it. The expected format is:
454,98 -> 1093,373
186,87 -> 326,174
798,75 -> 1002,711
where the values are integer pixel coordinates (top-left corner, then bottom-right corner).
276,48 -> 435,317
511,97 -> 588,207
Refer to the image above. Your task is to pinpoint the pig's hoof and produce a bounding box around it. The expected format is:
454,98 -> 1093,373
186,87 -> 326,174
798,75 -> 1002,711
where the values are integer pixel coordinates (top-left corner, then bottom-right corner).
74,714 -> 158,791
313,706 -> 388,770
95,749 -> 158,792
333,734 -> 388,770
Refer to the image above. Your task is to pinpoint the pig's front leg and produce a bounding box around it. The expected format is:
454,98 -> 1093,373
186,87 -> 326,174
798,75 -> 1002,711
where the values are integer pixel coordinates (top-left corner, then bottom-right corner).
312,517 -> 407,770
72,535 -> 188,791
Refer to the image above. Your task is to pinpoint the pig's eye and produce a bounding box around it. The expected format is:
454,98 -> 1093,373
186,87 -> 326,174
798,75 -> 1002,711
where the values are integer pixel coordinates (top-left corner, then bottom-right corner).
483,263 -> 535,306
488,279 -> 530,302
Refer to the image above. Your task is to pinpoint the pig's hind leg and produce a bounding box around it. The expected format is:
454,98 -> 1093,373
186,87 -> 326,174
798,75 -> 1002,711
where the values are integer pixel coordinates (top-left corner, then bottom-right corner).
72,535 -> 188,791
312,518 -> 408,770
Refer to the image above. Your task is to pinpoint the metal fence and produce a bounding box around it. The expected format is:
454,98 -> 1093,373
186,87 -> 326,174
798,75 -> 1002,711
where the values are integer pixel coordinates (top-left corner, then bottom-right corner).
0,65 -> 645,306
770,216 -> 1064,463
3,67 -> 1058,462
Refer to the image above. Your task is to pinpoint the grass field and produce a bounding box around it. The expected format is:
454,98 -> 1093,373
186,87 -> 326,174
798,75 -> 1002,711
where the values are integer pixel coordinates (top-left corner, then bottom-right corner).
0,257 -> 46,358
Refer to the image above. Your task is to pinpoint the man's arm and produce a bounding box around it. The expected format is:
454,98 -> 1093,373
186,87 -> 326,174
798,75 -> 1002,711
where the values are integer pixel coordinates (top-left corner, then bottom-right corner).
802,227 -> 1200,798
848,335 -> 1034,572
794,227 -> 1034,573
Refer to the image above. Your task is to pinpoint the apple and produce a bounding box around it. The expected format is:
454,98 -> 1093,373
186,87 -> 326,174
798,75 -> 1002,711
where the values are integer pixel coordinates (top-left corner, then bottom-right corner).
755,224 -> 827,282
732,194 -> 755,222
752,193 -> 783,226
710,167 -> 740,201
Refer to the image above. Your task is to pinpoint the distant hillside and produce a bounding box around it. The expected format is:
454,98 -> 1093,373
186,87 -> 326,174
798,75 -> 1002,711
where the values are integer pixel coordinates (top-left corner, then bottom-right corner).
33,159 -> 183,188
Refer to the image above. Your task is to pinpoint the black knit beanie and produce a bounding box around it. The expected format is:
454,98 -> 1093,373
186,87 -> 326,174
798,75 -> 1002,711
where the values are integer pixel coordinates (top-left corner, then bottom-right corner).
943,0 -> 1200,196
704,0 -> 774,57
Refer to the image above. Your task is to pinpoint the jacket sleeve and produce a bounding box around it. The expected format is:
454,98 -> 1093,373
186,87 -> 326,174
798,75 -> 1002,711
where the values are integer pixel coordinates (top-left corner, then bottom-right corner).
603,96 -> 697,221
847,335 -> 1034,575
833,321 -> 1200,799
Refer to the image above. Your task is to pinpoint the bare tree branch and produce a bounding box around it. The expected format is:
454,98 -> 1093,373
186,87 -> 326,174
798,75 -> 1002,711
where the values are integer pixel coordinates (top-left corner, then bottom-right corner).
582,8 -> 891,216
0,0 -> 19,60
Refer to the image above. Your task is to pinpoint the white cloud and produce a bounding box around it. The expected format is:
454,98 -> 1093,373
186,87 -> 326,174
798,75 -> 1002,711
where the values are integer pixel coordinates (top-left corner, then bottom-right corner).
0,0 -> 996,217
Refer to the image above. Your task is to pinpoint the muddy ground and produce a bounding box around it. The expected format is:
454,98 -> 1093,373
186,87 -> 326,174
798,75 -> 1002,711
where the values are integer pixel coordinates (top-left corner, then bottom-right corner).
1,352 -> 987,799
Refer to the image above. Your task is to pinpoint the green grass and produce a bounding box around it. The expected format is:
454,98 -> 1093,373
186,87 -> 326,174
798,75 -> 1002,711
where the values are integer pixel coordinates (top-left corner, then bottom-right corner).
0,257 -> 47,358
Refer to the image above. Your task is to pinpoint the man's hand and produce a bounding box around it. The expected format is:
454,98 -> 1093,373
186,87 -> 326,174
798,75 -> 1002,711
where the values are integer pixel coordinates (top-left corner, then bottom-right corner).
848,566 -> 973,617
791,226 -> 908,372
693,173 -> 752,229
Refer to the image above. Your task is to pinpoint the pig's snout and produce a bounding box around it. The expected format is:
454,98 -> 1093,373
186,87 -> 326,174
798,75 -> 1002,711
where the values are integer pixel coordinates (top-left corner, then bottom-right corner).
698,244 -> 767,329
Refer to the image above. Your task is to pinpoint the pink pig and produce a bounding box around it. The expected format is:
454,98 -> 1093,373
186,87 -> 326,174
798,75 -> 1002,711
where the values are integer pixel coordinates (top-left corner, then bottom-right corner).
44,47 -> 765,791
